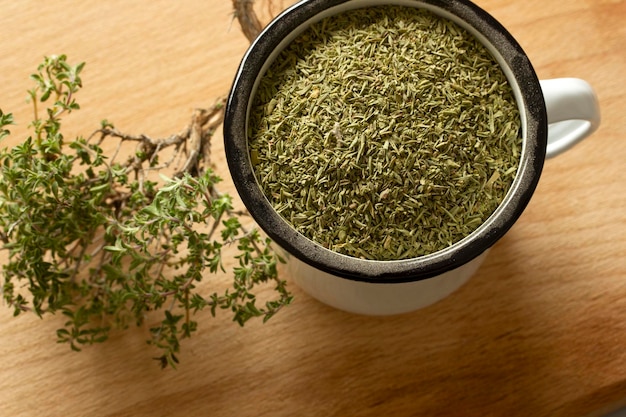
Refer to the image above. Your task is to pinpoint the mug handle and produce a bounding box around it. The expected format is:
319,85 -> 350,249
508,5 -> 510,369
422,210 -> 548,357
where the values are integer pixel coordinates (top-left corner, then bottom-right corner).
540,78 -> 601,158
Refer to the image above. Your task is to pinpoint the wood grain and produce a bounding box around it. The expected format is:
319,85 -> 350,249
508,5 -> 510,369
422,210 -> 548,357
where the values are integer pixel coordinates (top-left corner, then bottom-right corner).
1,1 -> 625,416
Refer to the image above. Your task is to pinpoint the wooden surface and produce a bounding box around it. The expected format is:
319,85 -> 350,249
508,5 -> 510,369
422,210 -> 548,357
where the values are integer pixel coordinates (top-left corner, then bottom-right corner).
1,1 -> 625,416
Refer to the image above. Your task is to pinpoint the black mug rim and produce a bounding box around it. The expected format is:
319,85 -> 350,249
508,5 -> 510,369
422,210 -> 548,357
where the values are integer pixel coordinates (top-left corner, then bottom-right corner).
224,0 -> 547,284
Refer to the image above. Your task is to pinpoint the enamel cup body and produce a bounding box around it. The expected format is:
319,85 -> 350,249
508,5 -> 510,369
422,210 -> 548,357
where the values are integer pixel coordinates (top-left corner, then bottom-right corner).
224,0 -> 600,315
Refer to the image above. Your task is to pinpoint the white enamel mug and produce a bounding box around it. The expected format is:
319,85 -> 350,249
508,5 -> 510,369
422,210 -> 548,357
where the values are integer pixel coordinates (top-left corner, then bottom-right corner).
224,0 -> 601,315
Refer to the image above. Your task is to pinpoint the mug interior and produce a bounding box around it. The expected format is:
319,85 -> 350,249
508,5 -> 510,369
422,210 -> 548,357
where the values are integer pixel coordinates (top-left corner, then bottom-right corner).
225,0 -> 547,283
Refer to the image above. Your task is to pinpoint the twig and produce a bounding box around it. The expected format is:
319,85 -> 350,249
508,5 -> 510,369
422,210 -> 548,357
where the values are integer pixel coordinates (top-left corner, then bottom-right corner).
232,0 -> 263,42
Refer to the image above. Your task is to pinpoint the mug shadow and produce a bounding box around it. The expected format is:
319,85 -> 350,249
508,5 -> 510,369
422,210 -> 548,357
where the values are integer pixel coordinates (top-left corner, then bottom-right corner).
273,232 -> 594,416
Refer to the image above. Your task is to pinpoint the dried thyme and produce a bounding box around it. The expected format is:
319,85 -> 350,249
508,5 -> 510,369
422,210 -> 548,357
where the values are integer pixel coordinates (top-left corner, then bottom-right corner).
248,5 -> 522,260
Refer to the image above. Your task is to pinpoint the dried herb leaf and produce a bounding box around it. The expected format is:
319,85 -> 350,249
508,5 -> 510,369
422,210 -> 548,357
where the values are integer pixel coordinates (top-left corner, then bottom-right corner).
249,5 -> 522,260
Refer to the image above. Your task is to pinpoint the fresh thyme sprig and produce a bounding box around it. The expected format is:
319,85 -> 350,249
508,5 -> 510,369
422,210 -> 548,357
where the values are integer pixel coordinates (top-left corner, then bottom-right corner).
0,51 -> 291,369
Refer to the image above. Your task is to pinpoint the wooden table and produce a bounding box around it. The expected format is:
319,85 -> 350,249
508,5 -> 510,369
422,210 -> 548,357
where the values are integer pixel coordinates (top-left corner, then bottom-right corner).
1,1 -> 625,416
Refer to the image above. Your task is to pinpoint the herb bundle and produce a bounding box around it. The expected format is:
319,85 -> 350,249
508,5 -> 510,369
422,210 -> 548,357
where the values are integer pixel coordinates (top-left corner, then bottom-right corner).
249,5 -> 522,260
0,54 -> 291,367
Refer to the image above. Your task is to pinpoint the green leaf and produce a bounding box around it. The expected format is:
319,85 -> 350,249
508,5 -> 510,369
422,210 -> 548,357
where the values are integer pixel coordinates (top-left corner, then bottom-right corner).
0,110 -> 14,141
